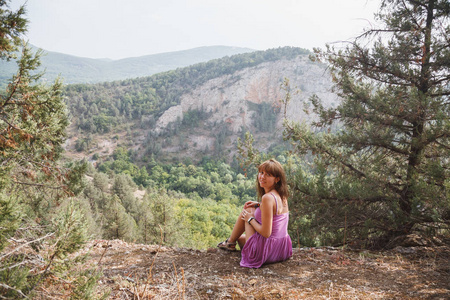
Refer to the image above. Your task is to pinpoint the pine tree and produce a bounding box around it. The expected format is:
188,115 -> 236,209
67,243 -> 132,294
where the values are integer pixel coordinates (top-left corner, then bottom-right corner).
103,195 -> 137,241
1,2 -> 72,193
145,190 -> 186,246
136,200 -> 154,244
284,0 -> 449,247
0,1 -> 91,297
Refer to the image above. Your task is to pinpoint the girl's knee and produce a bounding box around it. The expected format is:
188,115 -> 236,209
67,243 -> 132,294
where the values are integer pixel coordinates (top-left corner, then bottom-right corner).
247,207 -> 256,214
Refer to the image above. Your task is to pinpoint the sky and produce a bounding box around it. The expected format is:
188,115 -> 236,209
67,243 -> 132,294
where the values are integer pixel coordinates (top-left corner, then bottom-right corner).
9,0 -> 381,60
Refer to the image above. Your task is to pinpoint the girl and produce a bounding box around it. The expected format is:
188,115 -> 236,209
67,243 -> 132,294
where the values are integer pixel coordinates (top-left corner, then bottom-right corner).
217,159 -> 292,268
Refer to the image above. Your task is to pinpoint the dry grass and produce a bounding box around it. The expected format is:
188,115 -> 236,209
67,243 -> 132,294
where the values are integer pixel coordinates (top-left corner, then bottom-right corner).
68,240 -> 450,300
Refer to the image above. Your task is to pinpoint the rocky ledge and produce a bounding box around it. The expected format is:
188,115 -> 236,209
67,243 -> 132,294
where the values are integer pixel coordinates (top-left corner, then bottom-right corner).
70,239 -> 450,299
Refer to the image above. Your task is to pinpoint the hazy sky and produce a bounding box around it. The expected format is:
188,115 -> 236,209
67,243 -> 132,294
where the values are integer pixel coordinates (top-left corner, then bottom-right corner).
10,0 -> 380,60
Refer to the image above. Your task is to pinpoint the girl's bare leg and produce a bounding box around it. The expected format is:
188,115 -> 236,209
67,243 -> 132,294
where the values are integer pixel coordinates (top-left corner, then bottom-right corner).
228,211 -> 245,243
228,207 -> 256,249
237,235 -> 246,250
244,221 -> 256,242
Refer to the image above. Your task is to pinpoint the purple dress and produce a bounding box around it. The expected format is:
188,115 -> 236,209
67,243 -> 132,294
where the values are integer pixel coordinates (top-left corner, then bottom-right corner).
240,193 -> 292,268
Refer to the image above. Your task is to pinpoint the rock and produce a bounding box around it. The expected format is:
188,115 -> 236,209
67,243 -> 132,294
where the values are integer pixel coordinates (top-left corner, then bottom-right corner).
270,289 -> 281,298
149,55 -> 337,161
394,246 -> 417,254
387,234 -> 432,249
248,279 -> 257,286
233,288 -> 244,296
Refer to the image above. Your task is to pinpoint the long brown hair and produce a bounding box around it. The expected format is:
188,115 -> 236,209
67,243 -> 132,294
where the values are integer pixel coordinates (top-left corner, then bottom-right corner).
256,159 -> 289,204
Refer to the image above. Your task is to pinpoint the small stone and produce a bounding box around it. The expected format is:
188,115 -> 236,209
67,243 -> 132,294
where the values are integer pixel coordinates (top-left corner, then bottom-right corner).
248,279 -> 257,285
270,289 -> 281,297
233,288 -> 244,296
394,246 -> 416,254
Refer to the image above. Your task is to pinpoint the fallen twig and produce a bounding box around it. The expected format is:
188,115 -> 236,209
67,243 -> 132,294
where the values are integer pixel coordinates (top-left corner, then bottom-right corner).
0,282 -> 29,299
0,232 -> 55,261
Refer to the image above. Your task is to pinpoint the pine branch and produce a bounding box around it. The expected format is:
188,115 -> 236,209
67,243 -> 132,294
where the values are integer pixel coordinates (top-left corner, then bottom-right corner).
12,180 -> 64,190
1,56 -> 25,109
0,257 -> 42,273
430,91 -> 450,98
323,148 -> 367,178
434,140 -> 450,150
355,140 -> 410,156
0,115 -> 21,130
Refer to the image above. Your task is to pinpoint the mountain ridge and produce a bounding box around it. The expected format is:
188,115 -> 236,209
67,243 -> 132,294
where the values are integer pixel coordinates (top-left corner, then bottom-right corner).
0,45 -> 256,85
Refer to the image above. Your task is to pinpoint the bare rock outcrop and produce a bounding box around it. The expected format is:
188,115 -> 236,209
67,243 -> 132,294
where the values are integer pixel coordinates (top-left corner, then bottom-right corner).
155,56 -> 338,135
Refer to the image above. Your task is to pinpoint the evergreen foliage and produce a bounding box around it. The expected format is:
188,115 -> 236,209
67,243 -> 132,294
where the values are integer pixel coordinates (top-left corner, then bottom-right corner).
0,2 -> 99,298
283,0 -> 449,248
75,164 -> 245,249
248,101 -> 280,132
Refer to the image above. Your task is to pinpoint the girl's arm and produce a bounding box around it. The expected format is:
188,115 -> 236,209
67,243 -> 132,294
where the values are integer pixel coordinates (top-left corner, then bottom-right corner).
247,194 -> 274,238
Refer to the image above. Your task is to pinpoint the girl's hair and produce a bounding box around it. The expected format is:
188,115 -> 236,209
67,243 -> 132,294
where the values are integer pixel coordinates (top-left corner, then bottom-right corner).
256,159 -> 289,204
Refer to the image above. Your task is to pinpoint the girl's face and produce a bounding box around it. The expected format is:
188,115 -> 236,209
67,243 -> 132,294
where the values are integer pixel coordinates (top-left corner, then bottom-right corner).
258,169 -> 279,191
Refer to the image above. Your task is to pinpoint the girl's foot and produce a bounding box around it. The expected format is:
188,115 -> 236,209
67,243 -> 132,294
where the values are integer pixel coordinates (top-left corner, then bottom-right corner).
217,239 -> 237,251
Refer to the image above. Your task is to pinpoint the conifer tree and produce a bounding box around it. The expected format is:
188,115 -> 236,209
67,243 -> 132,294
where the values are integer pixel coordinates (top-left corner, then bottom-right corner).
0,0 -> 78,194
144,190 -> 186,245
284,0 -> 449,247
1,1 -> 91,297
103,195 -> 137,241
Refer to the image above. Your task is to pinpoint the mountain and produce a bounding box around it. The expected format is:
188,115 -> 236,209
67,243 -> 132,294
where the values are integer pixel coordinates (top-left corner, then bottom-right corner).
62,47 -> 338,164
0,45 -> 255,85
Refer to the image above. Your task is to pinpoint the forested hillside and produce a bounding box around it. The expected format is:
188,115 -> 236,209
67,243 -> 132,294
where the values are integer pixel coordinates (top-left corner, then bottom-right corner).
0,45 -> 255,86
62,46 -> 332,165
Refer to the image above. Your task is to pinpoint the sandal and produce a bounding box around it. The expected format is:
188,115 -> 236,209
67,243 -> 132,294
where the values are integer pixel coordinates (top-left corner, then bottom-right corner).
217,238 -> 237,251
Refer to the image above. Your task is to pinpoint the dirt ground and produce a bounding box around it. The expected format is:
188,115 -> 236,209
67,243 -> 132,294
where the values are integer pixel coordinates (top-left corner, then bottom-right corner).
71,239 -> 450,299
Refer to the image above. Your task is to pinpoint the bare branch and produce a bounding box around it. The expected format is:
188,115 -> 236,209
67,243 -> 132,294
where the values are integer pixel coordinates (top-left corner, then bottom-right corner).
0,283 -> 29,299
0,232 -> 55,261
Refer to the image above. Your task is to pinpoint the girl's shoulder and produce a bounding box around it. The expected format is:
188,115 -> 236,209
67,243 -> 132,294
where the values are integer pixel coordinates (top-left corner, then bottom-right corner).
261,191 -> 279,203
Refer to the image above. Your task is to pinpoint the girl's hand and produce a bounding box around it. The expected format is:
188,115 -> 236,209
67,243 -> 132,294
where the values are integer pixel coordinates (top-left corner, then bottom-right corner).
240,209 -> 254,223
243,201 -> 260,209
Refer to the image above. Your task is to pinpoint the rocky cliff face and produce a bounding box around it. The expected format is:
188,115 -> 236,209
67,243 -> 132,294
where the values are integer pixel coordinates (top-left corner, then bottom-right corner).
63,53 -> 339,162
151,55 -> 338,160
156,56 -> 337,132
